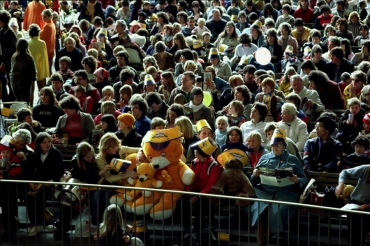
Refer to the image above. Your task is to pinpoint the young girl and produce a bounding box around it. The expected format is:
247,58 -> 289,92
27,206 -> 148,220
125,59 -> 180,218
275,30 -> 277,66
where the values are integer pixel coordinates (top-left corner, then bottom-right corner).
158,71 -> 177,103
257,78 -> 284,122
279,67 -> 296,95
191,18 -> 210,40
221,126 -> 248,152
74,85 -> 93,114
99,204 -> 142,246
348,12 -> 361,38
100,114 -> 117,133
228,100 -> 246,127
215,115 -> 229,147
338,98 -> 366,152
150,117 -> 166,129
174,93 -> 187,105
339,136 -> 370,169
163,24 -> 174,48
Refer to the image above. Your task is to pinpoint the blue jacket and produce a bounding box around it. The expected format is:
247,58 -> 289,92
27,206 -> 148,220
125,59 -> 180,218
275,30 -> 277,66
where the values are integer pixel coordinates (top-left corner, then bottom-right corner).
303,137 -> 343,172
214,77 -> 231,93
134,115 -> 151,136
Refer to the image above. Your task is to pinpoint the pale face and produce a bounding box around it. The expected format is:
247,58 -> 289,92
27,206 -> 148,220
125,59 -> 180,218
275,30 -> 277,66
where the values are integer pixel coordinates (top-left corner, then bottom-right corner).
1,150 -> 11,160
103,91 -> 113,99
108,144 -> 119,155
40,137 -> 52,154
145,84 -> 155,92
234,91 -> 244,101
59,61 -> 68,72
193,94 -> 203,105
24,115 -> 33,124
13,137 -> 26,150
291,78 -> 304,93
213,11 -> 221,21
188,19 -> 196,28
198,128 -> 213,139
116,56 -> 126,67
42,13 -> 52,22
76,76 -> 88,87
149,102 -> 161,113
309,80 -> 317,90
349,104 -> 361,115
266,130 -> 274,140
312,36 -> 320,44
217,120 -> 227,131
352,78 -> 364,90
228,106 -> 236,115
267,35 -> 275,44
246,137 -> 260,150
116,23 -> 125,34
52,80 -> 63,91
40,92 -> 50,105
209,58 -> 219,66
271,141 -> 284,155
83,151 -> 94,163
364,122 -> 370,132
181,75 -> 193,90
262,85 -> 272,94
228,130 -> 241,143
362,45 -> 369,56
117,120 -> 129,131
281,110 -> 294,122
65,40 -> 75,52
225,25 -> 234,35
131,104 -> 143,119
250,107 -> 261,121
100,121 -> 108,130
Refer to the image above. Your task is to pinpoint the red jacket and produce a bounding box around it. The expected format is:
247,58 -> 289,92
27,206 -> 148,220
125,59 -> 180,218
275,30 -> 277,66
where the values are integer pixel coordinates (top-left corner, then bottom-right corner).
78,95 -> 93,114
294,7 -> 314,24
190,157 -> 222,194
70,84 -> 101,113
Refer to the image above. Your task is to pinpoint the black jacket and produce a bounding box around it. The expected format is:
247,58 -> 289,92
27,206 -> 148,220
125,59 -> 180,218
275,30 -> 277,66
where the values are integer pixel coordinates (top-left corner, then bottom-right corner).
324,59 -> 355,82
0,26 -> 17,72
54,48 -> 84,72
115,129 -> 143,148
32,104 -> 65,128
146,101 -> 169,120
71,155 -> 100,184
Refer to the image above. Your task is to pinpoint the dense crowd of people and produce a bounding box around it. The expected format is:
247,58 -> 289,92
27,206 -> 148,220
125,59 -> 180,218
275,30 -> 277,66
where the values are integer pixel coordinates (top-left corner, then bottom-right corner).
0,0 -> 370,245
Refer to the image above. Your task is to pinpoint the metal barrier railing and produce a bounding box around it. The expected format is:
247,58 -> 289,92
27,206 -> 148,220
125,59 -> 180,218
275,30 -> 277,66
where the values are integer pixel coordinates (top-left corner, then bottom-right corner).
0,179 -> 369,246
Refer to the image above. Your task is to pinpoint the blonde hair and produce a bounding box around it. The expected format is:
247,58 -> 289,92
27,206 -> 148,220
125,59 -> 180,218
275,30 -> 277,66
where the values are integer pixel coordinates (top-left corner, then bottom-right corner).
215,115 -> 229,127
102,85 -> 114,94
87,48 -> 98,59
146,65 -> 158,74
361,85 -> 370,103
101,101 -> 116,114
99,204 -> 124,238
174,116 -> 196,139
98,133 -> 121,157
113,45 -> 125,56
184,60 -> 197,71
246,130 -> 262,142
197,18 -> 206,25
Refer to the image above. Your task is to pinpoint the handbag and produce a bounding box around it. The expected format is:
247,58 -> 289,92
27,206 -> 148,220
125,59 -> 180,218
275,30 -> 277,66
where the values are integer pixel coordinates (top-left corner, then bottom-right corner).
308,190 -> 325,213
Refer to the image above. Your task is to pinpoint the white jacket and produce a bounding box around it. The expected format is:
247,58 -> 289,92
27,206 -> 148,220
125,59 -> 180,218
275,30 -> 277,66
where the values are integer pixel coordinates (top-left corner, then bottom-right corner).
278,117 -> 308,152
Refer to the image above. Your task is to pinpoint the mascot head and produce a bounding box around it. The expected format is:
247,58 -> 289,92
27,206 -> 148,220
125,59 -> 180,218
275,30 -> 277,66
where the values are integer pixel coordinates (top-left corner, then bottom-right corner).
142,128 -> 183,169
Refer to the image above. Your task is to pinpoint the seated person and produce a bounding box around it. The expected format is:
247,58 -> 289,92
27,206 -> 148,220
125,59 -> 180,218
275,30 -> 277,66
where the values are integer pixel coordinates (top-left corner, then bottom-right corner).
150,117 -> 166,129
94,101 -> 121,125
32,87 -> 65,128
74,85 -> 93,114
115,113 -> 142,148
186,119 -> 222,164
245,131 -> 268,167
338,98 -> 365,152
214,115 -> 229,147
13,108 -> 44,134
96,85 -> 115,114
303,116 -> 343,173
222,126 -> 248,152
0,136 -> 22,179
56,56 -> 74,83
285,93 -> 308,125
49,73 -> 69,101
339,136 -> 370,169
52,95 -> 95,145
309,110 -> 339,139
93,67 -> 111,97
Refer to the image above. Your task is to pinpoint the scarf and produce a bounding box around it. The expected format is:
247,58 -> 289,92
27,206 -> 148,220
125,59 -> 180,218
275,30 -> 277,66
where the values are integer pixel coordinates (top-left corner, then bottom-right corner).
189,101 -> 204,112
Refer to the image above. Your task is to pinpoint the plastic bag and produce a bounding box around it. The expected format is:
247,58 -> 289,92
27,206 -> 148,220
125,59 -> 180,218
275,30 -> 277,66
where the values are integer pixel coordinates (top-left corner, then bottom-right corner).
74,206 -> 91,237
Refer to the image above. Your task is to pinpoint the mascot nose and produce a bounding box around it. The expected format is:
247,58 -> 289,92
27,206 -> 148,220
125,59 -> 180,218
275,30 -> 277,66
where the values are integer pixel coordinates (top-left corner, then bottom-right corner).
139,178 -> 144,181
153,164 -> 159,169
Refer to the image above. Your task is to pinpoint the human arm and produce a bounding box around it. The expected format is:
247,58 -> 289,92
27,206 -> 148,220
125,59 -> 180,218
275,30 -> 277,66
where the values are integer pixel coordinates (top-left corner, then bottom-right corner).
118,146 -> 140,157
82,113 -> 95,142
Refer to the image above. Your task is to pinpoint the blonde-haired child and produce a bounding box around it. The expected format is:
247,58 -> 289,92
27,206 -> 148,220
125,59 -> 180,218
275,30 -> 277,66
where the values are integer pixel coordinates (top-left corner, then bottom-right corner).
191,18 -> 210,39
215,115 -> 229,146
228,100 -> 245,127
99,204 -> 144,246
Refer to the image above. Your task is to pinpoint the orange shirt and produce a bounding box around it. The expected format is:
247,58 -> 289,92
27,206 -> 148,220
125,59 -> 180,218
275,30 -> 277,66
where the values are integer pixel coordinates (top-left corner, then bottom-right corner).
40,20 -> 56,58
23,1 -> 46,31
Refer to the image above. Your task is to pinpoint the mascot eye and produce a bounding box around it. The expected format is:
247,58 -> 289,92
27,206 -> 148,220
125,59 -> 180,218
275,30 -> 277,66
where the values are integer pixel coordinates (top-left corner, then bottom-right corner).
145,174 -> 147,176
148,156 -> 152,159
161,153 -> 166,157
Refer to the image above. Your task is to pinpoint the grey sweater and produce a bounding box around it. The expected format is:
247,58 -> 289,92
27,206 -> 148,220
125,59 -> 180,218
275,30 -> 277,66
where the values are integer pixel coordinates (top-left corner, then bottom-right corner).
339,165 -> 370,204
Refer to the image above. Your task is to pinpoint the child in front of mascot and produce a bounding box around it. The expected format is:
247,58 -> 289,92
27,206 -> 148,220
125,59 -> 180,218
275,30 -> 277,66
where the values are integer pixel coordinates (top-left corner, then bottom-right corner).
182,137 -> 222,245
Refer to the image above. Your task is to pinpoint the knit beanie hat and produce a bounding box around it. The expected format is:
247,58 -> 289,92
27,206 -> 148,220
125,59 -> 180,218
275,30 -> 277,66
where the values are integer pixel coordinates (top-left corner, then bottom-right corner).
106,5 -> 116,15
94,68 -> 109,81
117,113 -> 135,128
363,113 -> 370,124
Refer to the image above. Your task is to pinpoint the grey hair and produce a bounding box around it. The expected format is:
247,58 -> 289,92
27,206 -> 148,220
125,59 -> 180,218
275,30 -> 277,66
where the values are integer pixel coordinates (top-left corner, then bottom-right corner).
13,129 -> 32,144
282,102 -> 297,116
290,75 -> 303,84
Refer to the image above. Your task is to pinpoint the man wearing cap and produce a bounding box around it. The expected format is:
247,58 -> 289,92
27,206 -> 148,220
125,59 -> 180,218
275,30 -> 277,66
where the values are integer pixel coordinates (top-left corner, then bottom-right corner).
186,119 -> 222,164
115,113 -> 143,147
288,75 -> 325,131
108,50 -> 139,84
69,70 -> 101,113
303,116 -> 343,172
168,71 -> 196,105
206,9 -> 227,42
130,97 -> 151,136
145,92 -> 169,120
208,48 -> 232,81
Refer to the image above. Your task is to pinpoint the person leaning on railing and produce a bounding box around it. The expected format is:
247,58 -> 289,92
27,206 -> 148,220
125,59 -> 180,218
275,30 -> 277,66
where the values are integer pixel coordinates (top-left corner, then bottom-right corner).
91,133 -> 139,232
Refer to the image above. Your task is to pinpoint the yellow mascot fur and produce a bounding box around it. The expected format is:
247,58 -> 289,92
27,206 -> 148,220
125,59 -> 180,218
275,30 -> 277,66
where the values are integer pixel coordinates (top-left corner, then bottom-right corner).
131,128 -> 195,220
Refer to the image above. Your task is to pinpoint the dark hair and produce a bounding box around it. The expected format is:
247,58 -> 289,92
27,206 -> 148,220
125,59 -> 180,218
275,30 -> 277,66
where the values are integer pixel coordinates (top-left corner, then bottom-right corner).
166,104 -> 184,122
155,41 -> 166,53
226,126 -> 243,144
49,73 -> 64,84
35,132 -> 54,155
351,136 -> 370,150
0,10 -> 11,25
93,16 -> 103,25
119,68 -> 135,82
76,142 -> 96,170
157,12 -> 169,24
59,56 -> 72,66
74,70 -> 88,80
239,33 -> 252,44
145,92 -> 162,106
178,0 -> 187,9
252,102 -> 268,121
29,24 -> 41,37
100,114 -> 117,133
39,87 -> 57,105
59,95 -> 81,111
12,38 -> 30,62
81,56 -> 98,72
17,108 -> 32,123
243,64 -> 257,74
281,3 -> 290,11
130,97 -> 149,115
285,93 -> 302,110
265,28 -> 278,44
317,116 -> 337,135
116,50 -> 129,63
320,5 -> 330,14
330,46 -> 344,60
307,71 -> 329,91
234,85 -> 251,105
340,38 -> 352,59
190,87 -> 203,101
181,49 -> 194,61
219,21 -> 238,39
183,71 -> 196,83
294,18 -> 304,27
301,60 -> 317,70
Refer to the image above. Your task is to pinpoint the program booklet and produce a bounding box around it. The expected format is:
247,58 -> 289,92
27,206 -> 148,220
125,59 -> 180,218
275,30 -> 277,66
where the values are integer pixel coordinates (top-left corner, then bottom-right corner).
258,167 -> 294,187
341,203 -> 360,210
202,72 -> 213,92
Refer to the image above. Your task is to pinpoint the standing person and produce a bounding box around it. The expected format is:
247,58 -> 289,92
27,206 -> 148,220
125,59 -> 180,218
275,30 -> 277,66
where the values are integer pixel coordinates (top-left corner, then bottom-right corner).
28,24 -> 49,107
0,10 -> 17,101
40,9 -> 55,75
23,0 -> 46,31
10,39 -> 37,104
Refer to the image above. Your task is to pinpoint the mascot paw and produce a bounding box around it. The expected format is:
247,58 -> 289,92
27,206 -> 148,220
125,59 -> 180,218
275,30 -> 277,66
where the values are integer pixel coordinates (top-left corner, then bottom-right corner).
133,204 -> 154,215
182,169 -> 195,185
143,190 -> 152,197
109,194 -> 125,207
211,186 -> 224,195
150,209 -> 173,220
